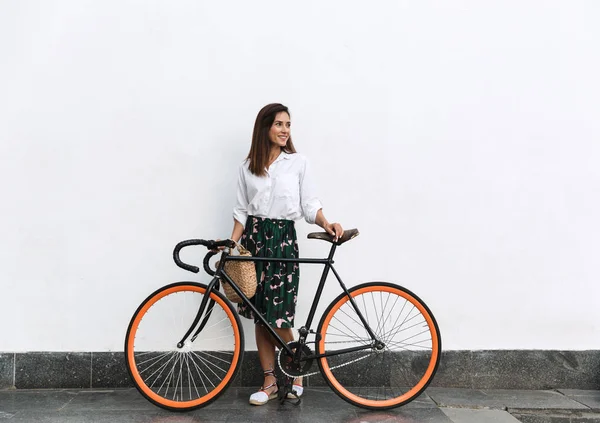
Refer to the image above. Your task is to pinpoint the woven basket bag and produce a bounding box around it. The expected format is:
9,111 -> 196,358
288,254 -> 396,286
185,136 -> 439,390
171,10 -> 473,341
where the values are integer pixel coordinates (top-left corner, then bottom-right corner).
216,243 -> 257,303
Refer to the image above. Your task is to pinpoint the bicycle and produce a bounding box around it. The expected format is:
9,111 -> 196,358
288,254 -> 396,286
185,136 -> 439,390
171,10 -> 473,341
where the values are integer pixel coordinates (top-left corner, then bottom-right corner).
124,229 -> 441,411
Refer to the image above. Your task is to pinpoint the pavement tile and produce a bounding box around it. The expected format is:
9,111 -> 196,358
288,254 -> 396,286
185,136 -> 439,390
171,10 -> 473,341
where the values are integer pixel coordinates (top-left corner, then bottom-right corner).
426,388 -> 501,409
558,390 -> 600,396
62,389 -> 157,411
511,411 -> 600,423
354,408 -> 453,422
0,389 -> 78,413
557,389 -> 600,411
402,392 -> 438,409
569,415 -> 600,423
427,388 -> 588,410
441,408 -> 522,422
484,389 -> 590,411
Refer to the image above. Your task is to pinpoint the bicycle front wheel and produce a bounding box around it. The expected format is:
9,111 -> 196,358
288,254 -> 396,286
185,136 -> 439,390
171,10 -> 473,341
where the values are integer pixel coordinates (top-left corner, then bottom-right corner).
124,282 -> 244,411
316,282 -> 441,410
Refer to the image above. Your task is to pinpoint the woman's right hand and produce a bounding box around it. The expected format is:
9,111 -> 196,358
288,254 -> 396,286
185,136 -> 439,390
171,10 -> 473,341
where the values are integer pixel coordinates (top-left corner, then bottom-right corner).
324,222 -> 344,242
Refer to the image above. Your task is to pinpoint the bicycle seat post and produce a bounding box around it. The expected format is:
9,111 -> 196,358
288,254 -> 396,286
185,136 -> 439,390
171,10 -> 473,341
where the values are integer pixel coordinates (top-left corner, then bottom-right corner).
328,242 -> 337,261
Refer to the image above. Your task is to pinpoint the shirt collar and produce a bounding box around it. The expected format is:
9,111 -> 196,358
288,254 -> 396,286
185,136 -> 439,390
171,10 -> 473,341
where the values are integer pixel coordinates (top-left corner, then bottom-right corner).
274,151 -> 291,164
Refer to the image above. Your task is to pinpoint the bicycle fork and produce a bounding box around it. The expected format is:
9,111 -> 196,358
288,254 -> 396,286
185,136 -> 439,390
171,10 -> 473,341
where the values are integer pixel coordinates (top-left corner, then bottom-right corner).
176,276 -> 221,348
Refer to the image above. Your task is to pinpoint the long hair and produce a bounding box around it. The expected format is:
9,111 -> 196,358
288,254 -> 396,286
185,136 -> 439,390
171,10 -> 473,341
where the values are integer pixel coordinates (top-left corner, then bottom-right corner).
247,103 -> 297,176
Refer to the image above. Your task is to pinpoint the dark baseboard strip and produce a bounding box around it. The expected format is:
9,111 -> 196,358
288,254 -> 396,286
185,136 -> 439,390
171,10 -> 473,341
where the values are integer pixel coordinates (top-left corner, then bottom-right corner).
1,350 -> 598,390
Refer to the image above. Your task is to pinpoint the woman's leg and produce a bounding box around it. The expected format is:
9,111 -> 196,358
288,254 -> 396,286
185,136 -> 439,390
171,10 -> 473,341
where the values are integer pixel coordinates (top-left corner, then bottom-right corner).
255,324 -> 277,393
273,327 -> 302,387
256,326 -> 303,386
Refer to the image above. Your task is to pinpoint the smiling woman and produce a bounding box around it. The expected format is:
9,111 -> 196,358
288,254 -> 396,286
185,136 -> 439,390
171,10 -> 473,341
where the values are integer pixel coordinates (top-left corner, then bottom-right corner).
226,103 -> 344,406
270,113 -> 291,148
246,104 -> 295,176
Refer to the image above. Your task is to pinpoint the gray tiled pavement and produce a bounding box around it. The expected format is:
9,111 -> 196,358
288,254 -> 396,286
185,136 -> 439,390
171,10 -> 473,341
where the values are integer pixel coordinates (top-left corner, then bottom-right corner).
0,387 -> 599,422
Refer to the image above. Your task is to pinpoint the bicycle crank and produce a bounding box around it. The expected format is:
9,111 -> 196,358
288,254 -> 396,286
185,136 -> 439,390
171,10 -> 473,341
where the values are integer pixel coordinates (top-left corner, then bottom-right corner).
277,341 -> 314,378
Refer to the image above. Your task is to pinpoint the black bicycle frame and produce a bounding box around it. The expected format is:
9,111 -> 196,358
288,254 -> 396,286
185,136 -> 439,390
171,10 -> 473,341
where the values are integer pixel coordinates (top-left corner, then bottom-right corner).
178,243 -> 381,360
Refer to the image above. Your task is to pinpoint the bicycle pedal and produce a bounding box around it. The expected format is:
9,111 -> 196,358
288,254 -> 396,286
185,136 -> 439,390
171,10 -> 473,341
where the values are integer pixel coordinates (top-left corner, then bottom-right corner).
278,389 -> 301,406
278,377 -> 301,406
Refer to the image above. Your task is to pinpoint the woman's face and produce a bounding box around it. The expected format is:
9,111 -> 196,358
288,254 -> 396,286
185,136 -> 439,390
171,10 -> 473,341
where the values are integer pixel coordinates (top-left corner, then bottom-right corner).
268,112 -> 291,148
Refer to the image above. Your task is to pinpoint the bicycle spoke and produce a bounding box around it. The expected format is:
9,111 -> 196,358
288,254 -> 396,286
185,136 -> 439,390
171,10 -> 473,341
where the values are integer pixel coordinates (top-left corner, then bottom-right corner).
361,294 -> 370,329
383,309 -> 423,343
196,313 -> 229,334
188,350 -> 213,391
385,338 -> 432,351
338,303 -> 372,341
184,353 -> 192,401
384,299 -> 409,343
370,292 -> 383,339
379,316 -> 425,344
197,350 -> 234,365
147,353 -> 178,388
375,291 -> 386,335
136,350 -> 172,370
327,320 -> 370,346
159,353 -> 179,396
174,354 -> 183,400
379,295 -> 400,337
190,350 -> 228,377
323,332 -> 371,343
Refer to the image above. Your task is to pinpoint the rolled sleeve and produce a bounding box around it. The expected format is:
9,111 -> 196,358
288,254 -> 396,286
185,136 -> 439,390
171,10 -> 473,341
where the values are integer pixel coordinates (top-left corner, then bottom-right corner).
299,156 -> 323,224
232,163 -> 249,227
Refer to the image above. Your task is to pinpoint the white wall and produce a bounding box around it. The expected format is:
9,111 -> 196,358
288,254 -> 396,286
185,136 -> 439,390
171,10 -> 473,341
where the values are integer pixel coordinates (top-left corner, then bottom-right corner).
1,0 -> 599,352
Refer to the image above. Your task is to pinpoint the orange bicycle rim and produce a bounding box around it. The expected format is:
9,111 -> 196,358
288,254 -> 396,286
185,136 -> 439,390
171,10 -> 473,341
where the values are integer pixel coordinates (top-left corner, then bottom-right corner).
318,284 -> 440,408
126,285 -> 241,409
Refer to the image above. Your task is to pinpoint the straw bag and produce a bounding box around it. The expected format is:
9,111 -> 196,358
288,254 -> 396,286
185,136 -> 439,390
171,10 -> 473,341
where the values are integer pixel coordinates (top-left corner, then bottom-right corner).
216,243 -> 257,303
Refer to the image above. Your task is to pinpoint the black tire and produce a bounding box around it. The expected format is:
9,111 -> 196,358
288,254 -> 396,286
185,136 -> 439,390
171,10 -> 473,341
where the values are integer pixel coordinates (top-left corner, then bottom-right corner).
316,282 -> 441,410
124,282 -> 244,411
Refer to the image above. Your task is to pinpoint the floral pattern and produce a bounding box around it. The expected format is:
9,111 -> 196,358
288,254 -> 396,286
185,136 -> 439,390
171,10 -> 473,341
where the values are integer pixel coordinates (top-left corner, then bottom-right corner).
238,215 -> 299,328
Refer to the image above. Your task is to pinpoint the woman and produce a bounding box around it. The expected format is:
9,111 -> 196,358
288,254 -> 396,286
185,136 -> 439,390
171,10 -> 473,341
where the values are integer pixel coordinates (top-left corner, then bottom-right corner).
228,103 -> 343,405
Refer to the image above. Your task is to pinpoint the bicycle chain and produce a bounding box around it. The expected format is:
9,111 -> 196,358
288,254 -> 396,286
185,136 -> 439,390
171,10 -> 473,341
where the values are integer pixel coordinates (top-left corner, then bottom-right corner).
277,340 -> 374,379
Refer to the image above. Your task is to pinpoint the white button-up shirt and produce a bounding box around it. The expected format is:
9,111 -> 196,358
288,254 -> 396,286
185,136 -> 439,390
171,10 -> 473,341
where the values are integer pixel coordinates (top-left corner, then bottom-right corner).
233,152 -> 323,227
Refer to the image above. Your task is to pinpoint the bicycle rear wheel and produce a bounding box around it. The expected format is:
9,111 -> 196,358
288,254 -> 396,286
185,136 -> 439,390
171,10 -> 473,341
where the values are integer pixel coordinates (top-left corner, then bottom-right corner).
124,282 -> 243,411
316,282 -> 441,410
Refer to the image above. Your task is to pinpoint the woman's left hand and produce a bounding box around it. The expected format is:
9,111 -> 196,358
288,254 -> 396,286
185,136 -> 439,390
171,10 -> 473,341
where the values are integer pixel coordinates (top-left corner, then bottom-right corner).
325,222 -> 344,241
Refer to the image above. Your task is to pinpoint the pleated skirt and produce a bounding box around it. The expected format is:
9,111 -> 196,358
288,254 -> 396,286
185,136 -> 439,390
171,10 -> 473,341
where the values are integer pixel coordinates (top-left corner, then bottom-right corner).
238,215 -> 299,328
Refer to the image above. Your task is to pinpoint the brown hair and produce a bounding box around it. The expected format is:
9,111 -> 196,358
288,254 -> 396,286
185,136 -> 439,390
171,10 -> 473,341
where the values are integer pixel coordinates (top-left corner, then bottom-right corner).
246,103 -> 297,176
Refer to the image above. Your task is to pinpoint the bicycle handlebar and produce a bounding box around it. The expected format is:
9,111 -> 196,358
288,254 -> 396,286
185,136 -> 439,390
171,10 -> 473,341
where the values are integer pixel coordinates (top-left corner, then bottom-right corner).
203,251 -> 218,276
173,239 -> 235,274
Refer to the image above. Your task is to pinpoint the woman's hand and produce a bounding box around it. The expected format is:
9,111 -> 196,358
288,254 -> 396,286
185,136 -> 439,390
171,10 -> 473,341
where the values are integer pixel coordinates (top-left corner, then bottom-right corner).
211,238 -> 228,252
315,210 -> 344,241
325,222 -> 344,242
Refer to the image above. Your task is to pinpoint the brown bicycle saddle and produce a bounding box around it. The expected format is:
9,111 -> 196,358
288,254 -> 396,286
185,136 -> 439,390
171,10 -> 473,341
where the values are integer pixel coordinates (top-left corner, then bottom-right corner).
307,229 -> 359,245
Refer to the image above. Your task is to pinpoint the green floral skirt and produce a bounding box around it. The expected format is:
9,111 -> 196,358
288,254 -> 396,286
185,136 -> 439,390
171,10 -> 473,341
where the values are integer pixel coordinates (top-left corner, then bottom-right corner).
238,215 -> 299,328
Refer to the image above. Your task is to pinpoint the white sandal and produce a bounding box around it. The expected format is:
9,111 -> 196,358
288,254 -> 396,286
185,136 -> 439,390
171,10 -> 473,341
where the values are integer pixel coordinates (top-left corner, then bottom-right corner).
249,370 -> 279,406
